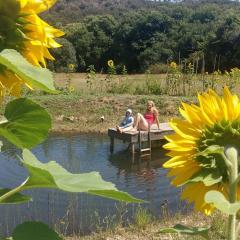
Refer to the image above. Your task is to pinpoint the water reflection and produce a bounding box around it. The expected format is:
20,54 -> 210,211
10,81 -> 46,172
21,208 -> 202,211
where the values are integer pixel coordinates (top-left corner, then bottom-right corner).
0,134 -> 184,236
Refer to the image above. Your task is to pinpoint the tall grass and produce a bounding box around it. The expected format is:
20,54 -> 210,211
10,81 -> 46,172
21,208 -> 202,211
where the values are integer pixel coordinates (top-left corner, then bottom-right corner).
134,206 -> 153,229
54,65 -> 240,97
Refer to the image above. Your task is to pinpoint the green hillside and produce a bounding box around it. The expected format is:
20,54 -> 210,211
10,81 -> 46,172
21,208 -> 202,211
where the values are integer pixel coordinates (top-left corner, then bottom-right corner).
43,0 -> 240,73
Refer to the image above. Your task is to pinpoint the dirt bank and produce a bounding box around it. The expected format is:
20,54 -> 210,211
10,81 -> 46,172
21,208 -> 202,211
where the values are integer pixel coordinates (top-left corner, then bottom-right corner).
28,93 -> 194,134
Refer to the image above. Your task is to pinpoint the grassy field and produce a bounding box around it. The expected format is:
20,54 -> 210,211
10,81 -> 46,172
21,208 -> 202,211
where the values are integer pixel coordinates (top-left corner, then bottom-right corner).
20,72 -> 238,133
28,93 -> 193,133
21,72 -> 204,133
54,71 -> 239,97
67,210 -> 227,240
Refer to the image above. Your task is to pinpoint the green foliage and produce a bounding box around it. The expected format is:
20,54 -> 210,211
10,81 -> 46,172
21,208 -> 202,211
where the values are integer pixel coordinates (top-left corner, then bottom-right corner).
86,65 -> 96,91
205,191 -> 240,215
0,0 -> 25,52
10,149 -> 142,203
43,1 -> 240,73
0,49 -> 56,93
49,38 -> 78,73
188,170 -> 222,186
147,63 -> 169,74
0,189 -> 31,204
12,222 -> 63,240
64,15 -> 117,71
134,206 -> 152,229
0,98 -> 51,148
158,224 -> 210,239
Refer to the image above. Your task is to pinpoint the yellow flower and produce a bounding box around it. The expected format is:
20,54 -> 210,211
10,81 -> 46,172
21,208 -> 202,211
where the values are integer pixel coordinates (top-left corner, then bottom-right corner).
68,64 -> 75,71
68,85 -> 75,93
19,0 -> 64,67
107,60 -> 114,68
0,0 -> 64,99
170,61 -> 177,69
0,71 -> 22,98
163,87 -> 240,215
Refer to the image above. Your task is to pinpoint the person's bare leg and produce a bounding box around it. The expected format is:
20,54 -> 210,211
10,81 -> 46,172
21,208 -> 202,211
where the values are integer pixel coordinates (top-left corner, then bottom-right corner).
133,113 -> 142,130
120,126 -> 134,133
134,113 -> 148,130
138,118 -> 148,130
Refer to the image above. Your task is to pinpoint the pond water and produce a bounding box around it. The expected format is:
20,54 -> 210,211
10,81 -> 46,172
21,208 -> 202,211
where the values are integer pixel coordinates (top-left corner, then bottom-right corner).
0,134 -> 186,236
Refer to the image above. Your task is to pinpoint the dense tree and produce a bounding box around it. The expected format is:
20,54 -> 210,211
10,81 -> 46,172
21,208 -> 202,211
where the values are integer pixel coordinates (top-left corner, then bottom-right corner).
48,38 -> 78,72
46,0 -> 240,73
205,16 -> 240,71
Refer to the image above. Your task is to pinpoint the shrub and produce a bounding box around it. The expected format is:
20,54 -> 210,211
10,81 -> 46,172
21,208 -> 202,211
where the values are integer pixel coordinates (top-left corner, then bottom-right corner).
147,63 -> 169,74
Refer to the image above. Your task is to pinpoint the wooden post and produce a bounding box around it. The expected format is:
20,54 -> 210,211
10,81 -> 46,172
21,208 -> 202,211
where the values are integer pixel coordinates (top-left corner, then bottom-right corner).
110,137 -> 114,153
148,124 -> 151,154
138,130 -> 142,155
130,143 -> 135,155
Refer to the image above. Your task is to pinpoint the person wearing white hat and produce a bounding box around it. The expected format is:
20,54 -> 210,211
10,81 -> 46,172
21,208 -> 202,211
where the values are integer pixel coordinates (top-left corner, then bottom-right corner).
116,109 -> 134,133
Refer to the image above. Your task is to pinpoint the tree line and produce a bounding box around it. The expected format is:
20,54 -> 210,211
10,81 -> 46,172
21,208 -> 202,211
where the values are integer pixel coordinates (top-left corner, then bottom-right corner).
46,0 -> 240,73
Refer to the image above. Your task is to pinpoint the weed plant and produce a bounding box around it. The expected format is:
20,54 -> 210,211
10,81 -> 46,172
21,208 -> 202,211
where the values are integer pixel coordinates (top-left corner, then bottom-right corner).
134,206 -> 153,229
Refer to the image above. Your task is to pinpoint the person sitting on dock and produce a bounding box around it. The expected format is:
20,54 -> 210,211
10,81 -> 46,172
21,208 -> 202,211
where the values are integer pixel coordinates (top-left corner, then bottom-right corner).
116,109 -> 134,133
134,100 -> 160,131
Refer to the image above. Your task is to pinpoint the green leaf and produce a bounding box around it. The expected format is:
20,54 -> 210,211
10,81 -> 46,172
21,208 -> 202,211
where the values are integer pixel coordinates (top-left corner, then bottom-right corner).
12,222 -> 63,240
183,168 -> 222,187
0,49 -> 57,93
196,145 -> 224,157
0,98 -> 51,148
158,224 -> 210,239
205,190 -> 240,215
21,149 -> 143,203
0,189 -> 31,204
88,190 -> 145,202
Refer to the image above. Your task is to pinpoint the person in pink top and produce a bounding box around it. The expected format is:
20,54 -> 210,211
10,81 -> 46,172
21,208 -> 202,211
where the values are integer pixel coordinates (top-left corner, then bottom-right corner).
133,100 -> 160,131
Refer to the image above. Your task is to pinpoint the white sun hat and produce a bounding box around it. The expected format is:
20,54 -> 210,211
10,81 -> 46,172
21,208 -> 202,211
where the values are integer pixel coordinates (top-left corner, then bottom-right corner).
126,109 -> 132,114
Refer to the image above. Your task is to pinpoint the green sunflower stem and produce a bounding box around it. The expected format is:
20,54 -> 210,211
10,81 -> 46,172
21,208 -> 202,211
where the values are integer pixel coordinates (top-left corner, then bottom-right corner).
226,147 -> 238,240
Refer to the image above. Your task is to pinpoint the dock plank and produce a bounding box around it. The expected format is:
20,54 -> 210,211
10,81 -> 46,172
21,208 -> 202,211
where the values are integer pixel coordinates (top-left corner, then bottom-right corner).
108,122 -> 174,144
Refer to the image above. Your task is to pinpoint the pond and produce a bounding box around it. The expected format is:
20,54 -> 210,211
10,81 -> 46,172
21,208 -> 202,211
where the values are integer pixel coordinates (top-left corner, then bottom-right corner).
0,134 -> 186,236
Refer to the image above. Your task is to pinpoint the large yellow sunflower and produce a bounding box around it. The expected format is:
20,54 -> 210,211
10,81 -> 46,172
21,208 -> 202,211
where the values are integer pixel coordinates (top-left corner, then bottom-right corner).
19,0 -> 64,67
0,0 -> 63,98
163,87 -> 240,215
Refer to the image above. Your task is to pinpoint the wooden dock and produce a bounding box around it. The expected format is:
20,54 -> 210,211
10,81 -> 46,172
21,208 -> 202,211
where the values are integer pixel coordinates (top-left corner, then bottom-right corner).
108,122 -> 174,155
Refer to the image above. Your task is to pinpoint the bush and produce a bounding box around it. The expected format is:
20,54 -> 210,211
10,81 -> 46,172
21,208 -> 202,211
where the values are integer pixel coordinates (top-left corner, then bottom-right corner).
134,74 -> 163,95
147,63 -> 169,74
107,79 -> 132,94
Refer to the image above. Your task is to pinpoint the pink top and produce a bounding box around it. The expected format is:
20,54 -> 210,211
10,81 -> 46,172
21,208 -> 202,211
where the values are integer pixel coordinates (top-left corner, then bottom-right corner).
144,112 -> 155,125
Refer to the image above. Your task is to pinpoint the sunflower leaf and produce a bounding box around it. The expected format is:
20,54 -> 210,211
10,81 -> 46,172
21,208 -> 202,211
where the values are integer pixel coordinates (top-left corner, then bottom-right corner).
205,190 -> 240,215
0,189 -> 31,204
12,222 -> 63,240
20,149 -> 144,203
183,168 -> 222,186
158,224 -> 210,239
196,145 -> 224,157
0,98 -> 51,148
0,49 -> 57,93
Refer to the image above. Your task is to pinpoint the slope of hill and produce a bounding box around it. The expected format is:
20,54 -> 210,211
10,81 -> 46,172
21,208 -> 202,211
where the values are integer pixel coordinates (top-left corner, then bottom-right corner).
43,0 -> 240,73
43,0 -> 240,24
43,0 -> 150,24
